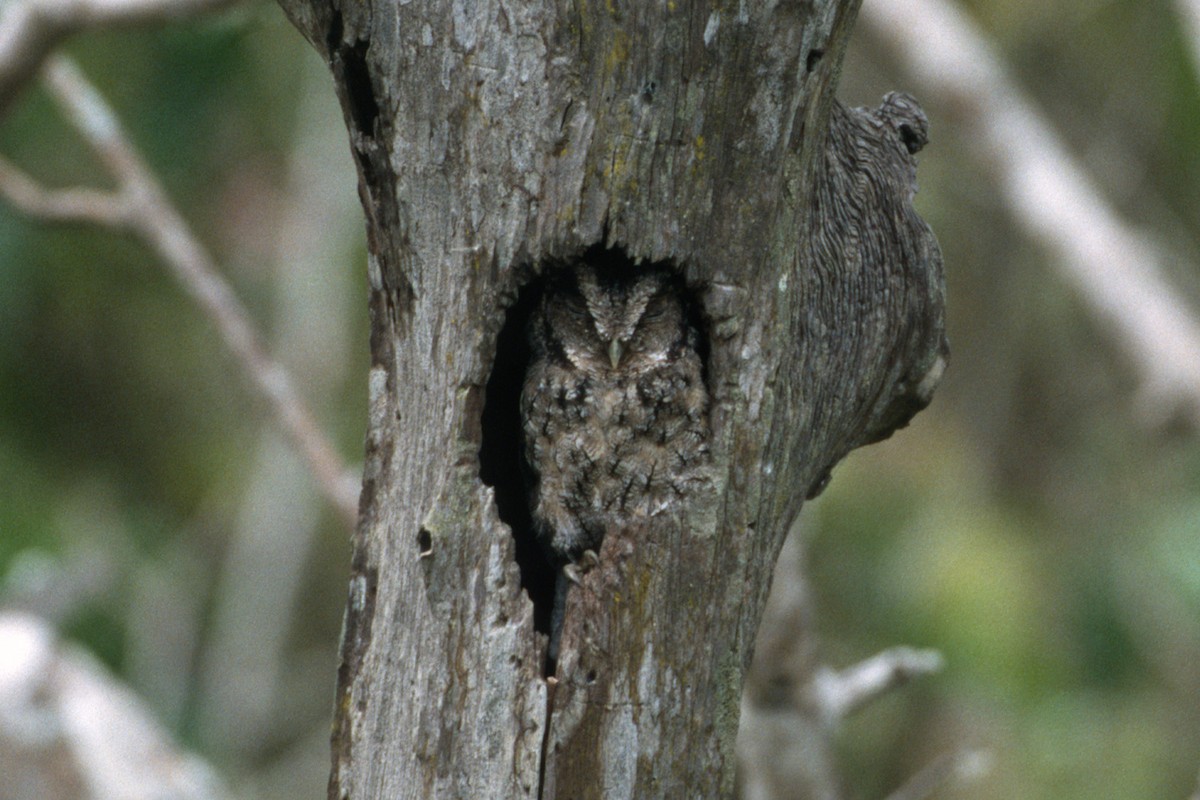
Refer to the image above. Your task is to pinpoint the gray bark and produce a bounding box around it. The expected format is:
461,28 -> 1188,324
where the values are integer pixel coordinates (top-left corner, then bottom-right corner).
276,0 -> 946,797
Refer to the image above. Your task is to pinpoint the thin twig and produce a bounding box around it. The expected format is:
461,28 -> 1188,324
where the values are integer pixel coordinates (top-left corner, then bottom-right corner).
863,0 -> 1200,427
6,57 -> 359,527
0,154 -> 128,225
0,0 -> 242,117
809,646 -> 944,726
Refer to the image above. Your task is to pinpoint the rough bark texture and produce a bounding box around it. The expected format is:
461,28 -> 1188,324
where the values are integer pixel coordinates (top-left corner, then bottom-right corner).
276,0 -> 946,797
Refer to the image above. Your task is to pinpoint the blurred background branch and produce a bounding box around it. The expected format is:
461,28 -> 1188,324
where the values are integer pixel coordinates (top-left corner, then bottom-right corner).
0,56 -> 359,528
810,647 -> 944,728
0,156 -> 127,224
0,612 -> 230,800
0,0 -> 243,117
192,50 -> 361,757
0,2 -> 362,792
863,0 -> 1200,428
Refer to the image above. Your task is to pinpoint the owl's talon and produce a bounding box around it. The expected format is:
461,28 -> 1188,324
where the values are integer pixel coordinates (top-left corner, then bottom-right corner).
563,550 -> 599,586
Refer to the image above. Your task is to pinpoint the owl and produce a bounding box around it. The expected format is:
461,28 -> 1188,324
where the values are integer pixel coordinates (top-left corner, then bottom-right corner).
521,259 -> 710,571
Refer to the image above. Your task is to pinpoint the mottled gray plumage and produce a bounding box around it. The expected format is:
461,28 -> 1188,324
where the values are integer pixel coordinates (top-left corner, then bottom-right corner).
521,261 -> 709,566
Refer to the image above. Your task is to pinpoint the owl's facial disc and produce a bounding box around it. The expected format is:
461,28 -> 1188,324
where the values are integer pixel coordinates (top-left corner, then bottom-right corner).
548,264 -> 682,373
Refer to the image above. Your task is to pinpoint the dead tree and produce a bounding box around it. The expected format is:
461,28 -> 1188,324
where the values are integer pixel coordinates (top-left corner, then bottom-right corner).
275,0 -> 947,796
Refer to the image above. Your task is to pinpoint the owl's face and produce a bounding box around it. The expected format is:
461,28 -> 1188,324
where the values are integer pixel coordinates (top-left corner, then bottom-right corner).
541,265 -> 687,375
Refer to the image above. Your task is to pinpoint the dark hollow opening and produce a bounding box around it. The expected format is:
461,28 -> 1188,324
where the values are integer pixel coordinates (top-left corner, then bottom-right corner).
479,274 -> 555,636
479,245 -> 710,651
806,48 -> 825,73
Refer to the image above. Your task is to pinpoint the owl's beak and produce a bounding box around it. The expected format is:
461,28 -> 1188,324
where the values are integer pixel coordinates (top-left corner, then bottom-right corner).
608,338 -> 624,369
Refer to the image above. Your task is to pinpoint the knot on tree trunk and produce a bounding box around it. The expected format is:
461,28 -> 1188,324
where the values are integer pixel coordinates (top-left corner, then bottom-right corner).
806,94 -> 949,459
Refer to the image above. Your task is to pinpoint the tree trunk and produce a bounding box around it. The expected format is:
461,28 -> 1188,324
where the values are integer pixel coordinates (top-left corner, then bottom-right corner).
276,0 -> 947,797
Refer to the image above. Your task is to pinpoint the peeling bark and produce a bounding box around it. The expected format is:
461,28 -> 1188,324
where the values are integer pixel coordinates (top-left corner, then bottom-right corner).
276,0 -> 946,796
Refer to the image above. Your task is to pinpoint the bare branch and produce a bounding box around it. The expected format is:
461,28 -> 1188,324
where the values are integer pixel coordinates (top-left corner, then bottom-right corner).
2,57 -> 360,527
809,646 -> 944,726
863,0 -> 1200,427
0,0 -> 242,117
742,532 -> 945,800
0,154 -> 128,224
883,749 -> 993,800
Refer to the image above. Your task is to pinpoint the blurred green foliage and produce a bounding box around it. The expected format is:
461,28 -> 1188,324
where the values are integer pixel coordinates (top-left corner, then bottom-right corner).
1,3 -> 366,794
815,3 -> 1200,795
2,1 -> 1199,798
